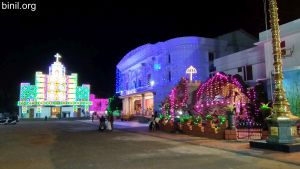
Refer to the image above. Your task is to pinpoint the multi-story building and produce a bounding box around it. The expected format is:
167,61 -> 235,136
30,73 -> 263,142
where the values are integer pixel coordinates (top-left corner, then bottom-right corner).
18,54 -> 92,118
214,18 -> 300,117
116,34 -> 255,117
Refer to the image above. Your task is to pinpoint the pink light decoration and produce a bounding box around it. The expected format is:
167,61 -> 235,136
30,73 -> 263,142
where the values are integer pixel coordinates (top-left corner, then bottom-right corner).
89,94 -> 108,115
193,72 -> 258,127
169,88 -> 176,119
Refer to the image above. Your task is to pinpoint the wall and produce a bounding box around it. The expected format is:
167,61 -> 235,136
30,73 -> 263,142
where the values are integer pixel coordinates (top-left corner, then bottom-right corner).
263,31 -> 300,79
214,45 -> 266,84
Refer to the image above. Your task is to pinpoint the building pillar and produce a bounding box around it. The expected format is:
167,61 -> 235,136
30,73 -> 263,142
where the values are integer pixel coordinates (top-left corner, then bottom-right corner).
128,97 -> 131,115
122,98 -> 126,115
142,94 -> 145,116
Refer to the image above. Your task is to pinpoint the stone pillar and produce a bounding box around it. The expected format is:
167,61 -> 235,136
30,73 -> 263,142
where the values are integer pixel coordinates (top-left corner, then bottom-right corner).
122,98 -> 126,115
128,97 -> 131,116
142,94 -> 145,116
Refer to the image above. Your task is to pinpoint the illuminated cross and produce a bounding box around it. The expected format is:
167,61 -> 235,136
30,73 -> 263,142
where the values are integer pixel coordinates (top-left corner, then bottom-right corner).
186,66 -> 197,82
54,53 -> 62,62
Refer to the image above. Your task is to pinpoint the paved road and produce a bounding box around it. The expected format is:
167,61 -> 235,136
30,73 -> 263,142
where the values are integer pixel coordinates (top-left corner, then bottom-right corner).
0,121 -> 299,169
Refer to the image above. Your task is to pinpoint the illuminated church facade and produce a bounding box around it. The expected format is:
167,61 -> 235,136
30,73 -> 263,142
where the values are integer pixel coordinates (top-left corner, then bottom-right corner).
116,34 -> 256,117
18,54 -> 92,118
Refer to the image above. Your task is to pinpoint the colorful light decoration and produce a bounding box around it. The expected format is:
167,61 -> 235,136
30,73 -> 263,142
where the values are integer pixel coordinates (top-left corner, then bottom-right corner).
161,78 -> 189,120
18,53 -> 92,112
194,72 -> 260,128
89,94 -> 109,113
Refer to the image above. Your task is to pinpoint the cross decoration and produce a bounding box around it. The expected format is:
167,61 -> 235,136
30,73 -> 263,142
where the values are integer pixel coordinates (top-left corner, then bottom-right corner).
54,53 -> 62,62
186,65 -> 197,82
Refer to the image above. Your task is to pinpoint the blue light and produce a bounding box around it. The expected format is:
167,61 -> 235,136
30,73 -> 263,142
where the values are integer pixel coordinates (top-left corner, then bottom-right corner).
154,64 -> 161,70
150,80 -> 155,86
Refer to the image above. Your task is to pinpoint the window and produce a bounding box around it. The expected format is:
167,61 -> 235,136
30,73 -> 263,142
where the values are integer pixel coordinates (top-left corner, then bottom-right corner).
168,71 -> 171,82
245,65 -> 253,81
281,41 -> 286,56
280,41 -> 286,48
147,74 -> 151,85
208,52 -> 214,61
168,54 -> 171,63
138,80 -> 141,87
238,67 -> 242,72
133,81 -> 137,88
209,65 -> 216,72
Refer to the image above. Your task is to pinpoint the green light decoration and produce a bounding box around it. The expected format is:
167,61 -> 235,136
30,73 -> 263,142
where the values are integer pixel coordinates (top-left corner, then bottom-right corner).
73,105 -> 78,112
260,102 -> 271,111
84,105 -> 89,112
17,101 -> 92,106
192,115 -> 202,125
218,115 -> 227,125
179,114 -> 192,124
21,106 -> 27,114
76,85 -> 90,101
20,84 -> 37,101
37,106 -> 42,113
206,114 -> 213,120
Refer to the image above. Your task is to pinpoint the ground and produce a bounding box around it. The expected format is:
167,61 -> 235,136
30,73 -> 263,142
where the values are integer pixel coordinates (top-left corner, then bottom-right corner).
0,120 -> 299,169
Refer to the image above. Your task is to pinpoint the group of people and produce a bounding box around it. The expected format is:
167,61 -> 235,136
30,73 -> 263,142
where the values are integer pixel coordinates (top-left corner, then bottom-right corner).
149,112 -> 160,131
96,115 -> 114,132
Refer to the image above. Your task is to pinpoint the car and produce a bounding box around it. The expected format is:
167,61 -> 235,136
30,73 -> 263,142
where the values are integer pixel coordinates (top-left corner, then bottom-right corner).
0,112 -> 18,125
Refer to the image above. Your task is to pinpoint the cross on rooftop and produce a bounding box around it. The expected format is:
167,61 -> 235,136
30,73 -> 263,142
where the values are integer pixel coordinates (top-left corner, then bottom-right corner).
186,66 -> 197,82
54,53 -> 62,62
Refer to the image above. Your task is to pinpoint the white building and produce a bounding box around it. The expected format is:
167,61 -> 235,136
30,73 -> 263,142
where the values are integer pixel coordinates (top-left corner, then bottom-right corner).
214,18 -> 300,117
116,33 -> 255,117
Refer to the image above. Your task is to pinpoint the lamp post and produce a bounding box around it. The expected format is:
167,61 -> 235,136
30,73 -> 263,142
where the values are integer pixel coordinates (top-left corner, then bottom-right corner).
266,0 -> 299,144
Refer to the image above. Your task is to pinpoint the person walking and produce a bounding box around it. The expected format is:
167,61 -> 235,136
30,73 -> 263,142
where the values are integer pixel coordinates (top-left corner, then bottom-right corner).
98,115 -> 106,132
149,115 -> 156,131
108,114 -> 114,131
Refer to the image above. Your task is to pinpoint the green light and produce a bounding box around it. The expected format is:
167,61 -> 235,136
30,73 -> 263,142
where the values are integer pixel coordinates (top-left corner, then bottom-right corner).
17,101 -> 92,106
76,85 -> 90,101
20,85 -> 36,101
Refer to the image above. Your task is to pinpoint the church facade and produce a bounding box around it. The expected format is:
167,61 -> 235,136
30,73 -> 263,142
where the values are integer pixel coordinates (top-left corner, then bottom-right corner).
18,54 -> 92,118
116,35 -> 251,117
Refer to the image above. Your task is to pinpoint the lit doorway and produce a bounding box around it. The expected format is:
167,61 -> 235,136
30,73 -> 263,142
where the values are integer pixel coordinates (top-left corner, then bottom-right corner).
51,107 -> 61,118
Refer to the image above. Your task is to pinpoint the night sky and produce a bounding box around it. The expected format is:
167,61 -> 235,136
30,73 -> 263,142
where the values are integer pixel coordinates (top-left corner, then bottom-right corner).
1,0 -> 300,111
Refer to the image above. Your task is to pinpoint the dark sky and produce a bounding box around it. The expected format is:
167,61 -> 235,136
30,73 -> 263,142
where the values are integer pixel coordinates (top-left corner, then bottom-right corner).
1,0 -> 300,111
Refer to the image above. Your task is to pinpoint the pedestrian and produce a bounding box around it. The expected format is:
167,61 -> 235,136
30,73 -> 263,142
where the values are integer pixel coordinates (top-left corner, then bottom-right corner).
44,115 -> 48,121
149,115 -> 156,131
98,115 -> 106,132
154,112 -> 160,130
108,114 -> 114,131
106,118 -> 112,131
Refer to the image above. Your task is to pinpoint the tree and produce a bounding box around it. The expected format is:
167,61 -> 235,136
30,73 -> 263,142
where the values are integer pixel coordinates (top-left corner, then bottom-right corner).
106,94 -> 122,116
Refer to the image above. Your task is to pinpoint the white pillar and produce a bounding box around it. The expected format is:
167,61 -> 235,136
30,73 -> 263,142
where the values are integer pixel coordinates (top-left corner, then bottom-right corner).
142,94 -> 145,116
128,97 -> 131,115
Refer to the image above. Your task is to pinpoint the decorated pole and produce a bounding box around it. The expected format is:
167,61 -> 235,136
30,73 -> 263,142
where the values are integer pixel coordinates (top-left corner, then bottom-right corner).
266,0 -> 299,144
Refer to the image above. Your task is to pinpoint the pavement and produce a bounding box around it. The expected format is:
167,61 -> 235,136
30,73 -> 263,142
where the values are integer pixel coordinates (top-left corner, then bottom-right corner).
1,120 -> 300,169
81,119 -> 300,166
